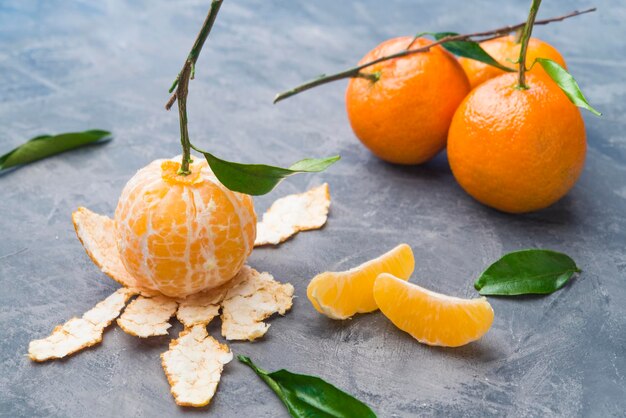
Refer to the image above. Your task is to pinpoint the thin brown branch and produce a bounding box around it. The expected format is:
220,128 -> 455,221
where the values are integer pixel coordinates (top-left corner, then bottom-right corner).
165,0 -> 224,174
165,0 -> 223,111
274,7 -> 596,103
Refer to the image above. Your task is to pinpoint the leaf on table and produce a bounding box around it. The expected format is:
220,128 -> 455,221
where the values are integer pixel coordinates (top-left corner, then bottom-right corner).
474,249 -> 581,296
0,130 -> 112,171
193,145 -> 339,196
239,355 -> 377,418
535,58 -> 601,116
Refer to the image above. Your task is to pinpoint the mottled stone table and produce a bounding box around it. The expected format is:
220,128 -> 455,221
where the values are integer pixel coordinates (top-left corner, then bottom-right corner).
1,0 -> 624,417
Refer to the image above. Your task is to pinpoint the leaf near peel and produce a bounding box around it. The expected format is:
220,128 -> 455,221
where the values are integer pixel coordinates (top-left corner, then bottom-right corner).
196,147 -> 340,195
474,249 -> 581,296
535,58 -> 601,116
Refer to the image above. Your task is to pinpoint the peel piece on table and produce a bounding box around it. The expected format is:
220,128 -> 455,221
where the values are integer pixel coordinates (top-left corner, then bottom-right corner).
161,325 -> 233,407
255,183 -> 330,246
29,288 -> 135,361
307,244 -> 414,320
373,273 -> 494,347
117,295 -> 178,338
221,266 -> 294,341
72,207 -> 158,296
176,285 -> 229,328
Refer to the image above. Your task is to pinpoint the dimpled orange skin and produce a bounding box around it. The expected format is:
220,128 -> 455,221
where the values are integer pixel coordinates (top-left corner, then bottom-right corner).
447,72 -> 586,214
114,157 -> 256,298
346,37 -> 470,165
459,35 -> 567,88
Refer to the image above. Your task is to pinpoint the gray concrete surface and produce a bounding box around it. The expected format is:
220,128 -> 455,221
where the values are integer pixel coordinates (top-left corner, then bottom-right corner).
1,0 -> 625,417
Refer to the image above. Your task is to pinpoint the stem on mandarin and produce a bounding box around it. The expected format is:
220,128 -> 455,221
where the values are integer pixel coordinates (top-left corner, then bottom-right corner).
176,63 -> 192,175
516,0 -> 543,89
166,0 -> 224,175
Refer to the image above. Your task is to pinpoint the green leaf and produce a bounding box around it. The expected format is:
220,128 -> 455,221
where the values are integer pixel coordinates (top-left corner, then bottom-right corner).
474,249 -> 581,296
535,58 -> 601,116
432,32 -> 514,72
193,146 -> 339,196
238,355 -> 376,418
0,130 -> 112,171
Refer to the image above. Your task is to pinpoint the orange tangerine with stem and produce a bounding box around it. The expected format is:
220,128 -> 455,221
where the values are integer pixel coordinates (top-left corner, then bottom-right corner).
448,70 -> 586,214
114,156 -> 256,298
345,37 -> 470,165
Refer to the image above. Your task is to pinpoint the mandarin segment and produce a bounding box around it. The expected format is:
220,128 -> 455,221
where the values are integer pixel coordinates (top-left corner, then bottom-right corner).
307,244 -> 415,320
373,273 -> 494,347
346,37 -> 469,164
114,156 -> 256,298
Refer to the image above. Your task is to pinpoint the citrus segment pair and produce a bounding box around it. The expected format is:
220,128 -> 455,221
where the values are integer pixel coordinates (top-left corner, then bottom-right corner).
373,274 -> 494,347
307,243 -> 494,347
307,244 -> 415,320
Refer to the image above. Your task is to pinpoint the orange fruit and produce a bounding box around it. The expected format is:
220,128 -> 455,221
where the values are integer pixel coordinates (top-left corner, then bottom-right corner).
373,273 -> 494,347
114,156 -> 257,298
447,72 -> 586,213
345,37 -> 470,165
459,35 -> 566,88
307,244 -> 414,319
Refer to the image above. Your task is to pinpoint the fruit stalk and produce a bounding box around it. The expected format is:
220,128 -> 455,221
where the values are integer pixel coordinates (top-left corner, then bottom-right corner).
517,0 -> 543,89
166,0 -> 224,175
274,7 -> 594,103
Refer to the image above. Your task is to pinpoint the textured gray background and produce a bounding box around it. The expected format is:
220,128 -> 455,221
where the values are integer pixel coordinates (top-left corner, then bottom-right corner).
1,0 -> 625,417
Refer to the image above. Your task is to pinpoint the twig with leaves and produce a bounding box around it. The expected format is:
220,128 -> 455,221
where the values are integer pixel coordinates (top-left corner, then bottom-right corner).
165,0 -> 223,175
163,0 -> 339,193
274,7 -> 595,103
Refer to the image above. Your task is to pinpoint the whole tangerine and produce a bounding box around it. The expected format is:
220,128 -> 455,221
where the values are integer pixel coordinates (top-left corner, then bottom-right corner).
114,156 -> 256,298
346,37 -> 470,165
447,72 -> 586,213
459,35 -> 566,88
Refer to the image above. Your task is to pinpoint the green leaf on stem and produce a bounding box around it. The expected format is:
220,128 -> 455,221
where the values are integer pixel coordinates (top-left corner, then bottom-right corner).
474,249 -> 581,296
192,145 -> 339,196
535,57 -> 601,116
432,32 -> 514,72
238,355 -> 376,418
0,130 -> 112,171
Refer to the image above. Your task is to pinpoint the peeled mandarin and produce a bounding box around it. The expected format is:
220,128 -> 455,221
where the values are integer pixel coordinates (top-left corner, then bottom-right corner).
114,156 -> 256,298
307,244 -> 414,320
373,273 -> 494,347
